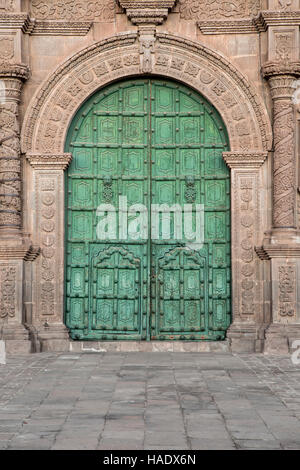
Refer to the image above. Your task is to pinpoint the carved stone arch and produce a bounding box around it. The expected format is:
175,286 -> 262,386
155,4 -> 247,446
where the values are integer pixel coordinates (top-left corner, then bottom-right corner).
21,32 -> 272,153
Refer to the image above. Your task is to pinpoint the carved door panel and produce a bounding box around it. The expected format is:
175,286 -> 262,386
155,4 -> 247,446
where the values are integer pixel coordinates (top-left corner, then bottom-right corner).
150,81 -> 231,340
65,79 -> 231,341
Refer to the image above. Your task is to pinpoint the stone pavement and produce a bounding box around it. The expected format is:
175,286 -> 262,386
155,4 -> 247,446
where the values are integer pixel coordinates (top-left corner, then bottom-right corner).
0,352 -> 300,450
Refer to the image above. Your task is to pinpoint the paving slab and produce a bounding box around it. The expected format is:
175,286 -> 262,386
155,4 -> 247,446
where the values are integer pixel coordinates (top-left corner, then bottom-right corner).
0,352 -> 300,449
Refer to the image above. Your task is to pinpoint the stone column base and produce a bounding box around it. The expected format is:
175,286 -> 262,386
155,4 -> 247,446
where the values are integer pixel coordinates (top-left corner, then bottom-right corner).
34,324 -> 70,352
264,324 -> 300,355
227,323 -> 267,353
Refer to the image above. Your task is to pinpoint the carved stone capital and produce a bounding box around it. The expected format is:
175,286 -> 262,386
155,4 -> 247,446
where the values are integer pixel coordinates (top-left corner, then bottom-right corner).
119,0 -> 177,25
262,62 -> 300,100
26,153 -> 73,171
0,64 -> 30,103
262,61 -> 300,80
0,63 -> 30,81
223,152 -> 268,169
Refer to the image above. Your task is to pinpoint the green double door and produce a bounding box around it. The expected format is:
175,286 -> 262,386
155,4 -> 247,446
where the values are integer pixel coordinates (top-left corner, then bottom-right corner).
65,78 -> 231,341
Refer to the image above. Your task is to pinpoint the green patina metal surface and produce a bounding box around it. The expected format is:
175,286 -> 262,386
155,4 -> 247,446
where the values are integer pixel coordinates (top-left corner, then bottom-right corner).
65,78 -> 231,341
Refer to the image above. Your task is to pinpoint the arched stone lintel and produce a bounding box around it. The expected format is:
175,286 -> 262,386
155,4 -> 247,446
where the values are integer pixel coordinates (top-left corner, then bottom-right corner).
21,32 -> 272,154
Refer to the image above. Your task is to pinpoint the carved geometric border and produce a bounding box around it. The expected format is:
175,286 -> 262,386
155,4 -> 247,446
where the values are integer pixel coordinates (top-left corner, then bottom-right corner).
21,32 -> 272,154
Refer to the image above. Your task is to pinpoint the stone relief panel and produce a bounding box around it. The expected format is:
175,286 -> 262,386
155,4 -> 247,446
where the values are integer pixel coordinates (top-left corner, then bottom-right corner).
278,264 -> 296,318
0,100 -> 22,229
0,265 -> 16,319
30,0 -> 116,21
239,177 -> 256,315
34,172 -> 64,323
0,36 -> 14,64
178,0 -> 261,19
269,27 -> 299,62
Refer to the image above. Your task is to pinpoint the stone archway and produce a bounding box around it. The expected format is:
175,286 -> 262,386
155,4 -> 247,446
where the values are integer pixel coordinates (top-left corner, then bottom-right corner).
22,32 -> 272,352
21,32 -> 271,154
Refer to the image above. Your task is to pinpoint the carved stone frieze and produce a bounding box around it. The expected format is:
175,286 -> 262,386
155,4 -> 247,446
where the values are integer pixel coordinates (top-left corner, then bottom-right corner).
179,0 -> 261,20
31,0 -> 115,22
230,169 -> 264,321
33,171 -> 65,323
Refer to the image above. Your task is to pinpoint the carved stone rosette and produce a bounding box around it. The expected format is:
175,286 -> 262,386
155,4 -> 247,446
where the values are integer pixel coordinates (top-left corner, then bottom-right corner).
0,64 -> 29,234
262,62 -> 300,229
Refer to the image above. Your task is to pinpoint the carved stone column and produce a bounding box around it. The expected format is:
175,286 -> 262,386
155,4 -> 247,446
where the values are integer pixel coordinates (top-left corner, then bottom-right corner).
0,64 -> 41,353
223,152 -> 268,353
259,63 -> 300,353
0,64 -> 29,235
26,153 -> 72,352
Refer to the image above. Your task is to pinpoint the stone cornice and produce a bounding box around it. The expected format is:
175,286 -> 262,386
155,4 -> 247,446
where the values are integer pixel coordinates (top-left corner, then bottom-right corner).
255,245 -> 300,260
262,61 -> 300,79
223,152 -> 268,169
255,10 -> 300,31
119,0 -> 177,25
26,153 -> 73,170
197,19 -> 257,35
0,13 -> 35,33
30,21 -> 93,36
0,63 -> 30,81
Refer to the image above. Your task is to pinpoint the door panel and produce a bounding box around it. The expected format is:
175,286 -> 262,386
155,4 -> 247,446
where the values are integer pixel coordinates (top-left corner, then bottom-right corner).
65,78 -> 231,341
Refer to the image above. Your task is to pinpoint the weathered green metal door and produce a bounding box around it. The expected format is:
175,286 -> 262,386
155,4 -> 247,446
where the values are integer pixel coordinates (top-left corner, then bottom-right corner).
65,79 -> 231,341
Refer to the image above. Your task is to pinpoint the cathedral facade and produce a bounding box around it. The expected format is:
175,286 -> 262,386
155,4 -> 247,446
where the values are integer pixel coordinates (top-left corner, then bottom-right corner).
0,0 -> 300,354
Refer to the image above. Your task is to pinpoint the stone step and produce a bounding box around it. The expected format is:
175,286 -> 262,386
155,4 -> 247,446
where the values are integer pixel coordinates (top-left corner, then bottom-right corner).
69,340 -> 230,353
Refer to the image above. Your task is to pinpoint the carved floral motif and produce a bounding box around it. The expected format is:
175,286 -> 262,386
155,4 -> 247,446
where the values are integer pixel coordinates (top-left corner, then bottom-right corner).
239,178 -> 255,315
31,0 -> 115,21
179,0 -> 261,20
40,181 -> 56,316
275,34 -> 293,61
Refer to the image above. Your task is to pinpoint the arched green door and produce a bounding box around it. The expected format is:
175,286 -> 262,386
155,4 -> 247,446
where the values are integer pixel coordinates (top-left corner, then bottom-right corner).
65,78 -> 231,341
